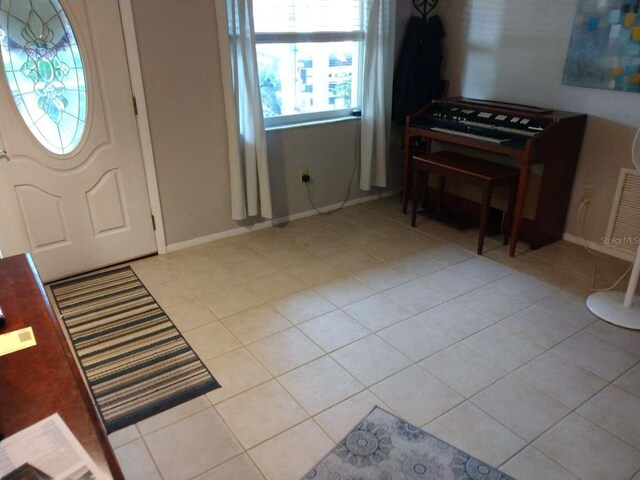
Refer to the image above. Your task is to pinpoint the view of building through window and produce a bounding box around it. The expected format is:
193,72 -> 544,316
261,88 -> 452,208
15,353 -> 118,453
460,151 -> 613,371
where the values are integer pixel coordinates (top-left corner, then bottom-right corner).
256,42 -> 359,118
253,0 -> 364,124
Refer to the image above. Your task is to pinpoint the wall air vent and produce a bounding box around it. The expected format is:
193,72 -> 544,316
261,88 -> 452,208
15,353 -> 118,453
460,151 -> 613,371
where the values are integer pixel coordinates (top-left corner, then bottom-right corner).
605,168 -> 640,257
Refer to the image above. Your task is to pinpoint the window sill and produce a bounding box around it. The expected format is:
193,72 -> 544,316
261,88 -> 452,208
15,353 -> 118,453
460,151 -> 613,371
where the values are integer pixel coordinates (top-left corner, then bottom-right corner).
265,115 -> 359,132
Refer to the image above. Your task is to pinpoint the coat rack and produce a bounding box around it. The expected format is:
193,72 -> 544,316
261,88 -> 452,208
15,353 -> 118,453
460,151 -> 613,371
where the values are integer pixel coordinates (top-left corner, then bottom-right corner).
412,0 -> 439,20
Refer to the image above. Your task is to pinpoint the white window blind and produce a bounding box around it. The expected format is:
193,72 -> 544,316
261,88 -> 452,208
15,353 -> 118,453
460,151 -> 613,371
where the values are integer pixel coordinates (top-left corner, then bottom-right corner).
253,0 -> 362,33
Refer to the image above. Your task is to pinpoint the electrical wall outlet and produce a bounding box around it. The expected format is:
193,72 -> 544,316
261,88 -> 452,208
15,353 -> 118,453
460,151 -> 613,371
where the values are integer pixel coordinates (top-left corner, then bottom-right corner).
300,167 -> 310,183
583,186 -> 595,202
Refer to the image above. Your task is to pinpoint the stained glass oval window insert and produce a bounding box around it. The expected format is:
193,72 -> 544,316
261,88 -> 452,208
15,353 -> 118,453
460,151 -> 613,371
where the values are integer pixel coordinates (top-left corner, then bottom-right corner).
0,0 -> 87,155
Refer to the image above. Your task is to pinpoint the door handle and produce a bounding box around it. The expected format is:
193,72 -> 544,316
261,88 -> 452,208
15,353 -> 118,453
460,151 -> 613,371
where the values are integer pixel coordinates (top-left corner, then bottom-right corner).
0,149 -> 8,162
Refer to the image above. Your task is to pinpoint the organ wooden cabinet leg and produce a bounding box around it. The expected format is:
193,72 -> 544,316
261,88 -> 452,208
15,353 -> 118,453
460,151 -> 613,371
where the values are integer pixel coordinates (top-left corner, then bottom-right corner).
503,181 -> 517,246
478,186 -> 492,255
437,176 -> 446,216
411,168 -> 423,227
509,162 -> 532,257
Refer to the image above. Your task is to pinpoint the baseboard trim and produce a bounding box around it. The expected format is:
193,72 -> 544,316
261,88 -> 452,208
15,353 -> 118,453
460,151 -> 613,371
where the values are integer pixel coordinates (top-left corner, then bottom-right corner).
562,232 -> 633,262
166,190 -> 398,253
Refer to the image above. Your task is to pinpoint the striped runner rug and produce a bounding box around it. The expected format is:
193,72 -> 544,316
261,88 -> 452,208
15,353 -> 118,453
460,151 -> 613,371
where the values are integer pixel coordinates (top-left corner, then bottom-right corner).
50,265 -> 220,433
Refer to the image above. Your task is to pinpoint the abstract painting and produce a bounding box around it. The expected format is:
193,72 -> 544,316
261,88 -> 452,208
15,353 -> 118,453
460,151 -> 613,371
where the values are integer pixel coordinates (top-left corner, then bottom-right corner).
563,0 -> 640,92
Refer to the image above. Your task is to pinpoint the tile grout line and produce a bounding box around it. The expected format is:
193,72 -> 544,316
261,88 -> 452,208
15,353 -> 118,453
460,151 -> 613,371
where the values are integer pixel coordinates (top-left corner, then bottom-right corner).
119,198 -> 639,479
403,294 -> 611,470
459,315 -> 640,474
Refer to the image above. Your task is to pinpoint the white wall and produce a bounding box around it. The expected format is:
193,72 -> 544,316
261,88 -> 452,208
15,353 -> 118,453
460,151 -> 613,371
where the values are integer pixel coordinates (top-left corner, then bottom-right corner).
437,0 -> 640,247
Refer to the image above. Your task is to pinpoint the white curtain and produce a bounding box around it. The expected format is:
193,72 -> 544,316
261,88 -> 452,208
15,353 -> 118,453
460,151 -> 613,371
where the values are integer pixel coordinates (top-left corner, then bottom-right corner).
215,0 -> 273,220
360,0 -> 396,191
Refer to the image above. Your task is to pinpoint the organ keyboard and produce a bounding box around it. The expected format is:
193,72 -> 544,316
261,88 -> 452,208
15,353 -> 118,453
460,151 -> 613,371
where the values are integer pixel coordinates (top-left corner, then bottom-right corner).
429,126 -> 510,145
402,97 -> 587,256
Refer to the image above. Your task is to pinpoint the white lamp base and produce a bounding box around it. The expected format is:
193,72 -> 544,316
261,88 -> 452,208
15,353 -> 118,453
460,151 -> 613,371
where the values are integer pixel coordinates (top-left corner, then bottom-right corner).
586,291 -> 640,330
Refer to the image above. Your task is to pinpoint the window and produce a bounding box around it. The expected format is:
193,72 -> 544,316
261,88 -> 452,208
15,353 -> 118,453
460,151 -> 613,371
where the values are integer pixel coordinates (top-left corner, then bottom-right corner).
253,0 -> 364,126
0,0 -> 87,154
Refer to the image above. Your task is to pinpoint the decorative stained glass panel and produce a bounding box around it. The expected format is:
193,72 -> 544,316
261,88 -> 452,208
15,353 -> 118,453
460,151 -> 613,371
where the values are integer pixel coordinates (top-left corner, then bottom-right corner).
0,0 -> 87,154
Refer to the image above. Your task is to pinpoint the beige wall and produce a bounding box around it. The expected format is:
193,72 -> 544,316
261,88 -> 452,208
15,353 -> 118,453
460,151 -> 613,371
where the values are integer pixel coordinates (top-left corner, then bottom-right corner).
133,0 -> 639,249
436,0 -> 640,247
131,0 -> 234,246
267,121 -> 374,218
131,0 -> 398,247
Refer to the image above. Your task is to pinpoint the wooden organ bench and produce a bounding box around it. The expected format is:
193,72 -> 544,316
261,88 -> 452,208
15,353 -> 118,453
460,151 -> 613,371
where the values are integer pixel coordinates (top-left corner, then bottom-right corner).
410,151 -> 519,255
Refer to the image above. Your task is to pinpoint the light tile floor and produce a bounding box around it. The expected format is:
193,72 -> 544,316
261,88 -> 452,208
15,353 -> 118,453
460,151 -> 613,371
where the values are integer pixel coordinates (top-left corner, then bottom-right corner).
110,196 -> 640,480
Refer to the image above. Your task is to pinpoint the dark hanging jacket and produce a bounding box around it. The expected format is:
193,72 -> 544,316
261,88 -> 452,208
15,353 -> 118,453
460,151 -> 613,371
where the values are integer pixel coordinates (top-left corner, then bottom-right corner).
392,15 -> 445,124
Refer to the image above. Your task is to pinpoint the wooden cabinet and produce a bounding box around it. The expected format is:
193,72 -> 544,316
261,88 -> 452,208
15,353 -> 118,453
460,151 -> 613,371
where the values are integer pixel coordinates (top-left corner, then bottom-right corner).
0,254 -> 123,479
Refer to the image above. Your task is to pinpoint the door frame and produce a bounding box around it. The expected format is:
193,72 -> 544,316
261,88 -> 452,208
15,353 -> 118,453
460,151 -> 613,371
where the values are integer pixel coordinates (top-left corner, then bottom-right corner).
119,0 -> 167,254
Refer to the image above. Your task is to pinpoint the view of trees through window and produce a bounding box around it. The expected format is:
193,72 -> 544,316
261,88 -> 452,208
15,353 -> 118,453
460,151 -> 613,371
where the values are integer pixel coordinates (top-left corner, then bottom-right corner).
253,0 -> 363,124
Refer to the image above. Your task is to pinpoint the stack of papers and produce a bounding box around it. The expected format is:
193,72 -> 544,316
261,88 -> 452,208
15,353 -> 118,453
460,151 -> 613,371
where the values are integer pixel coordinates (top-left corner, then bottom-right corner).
0,414 -> 109,480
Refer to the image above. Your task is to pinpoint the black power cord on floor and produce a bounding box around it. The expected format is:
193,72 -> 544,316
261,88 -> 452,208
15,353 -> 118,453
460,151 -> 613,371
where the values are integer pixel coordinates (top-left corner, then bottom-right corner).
305,117 -> 361,215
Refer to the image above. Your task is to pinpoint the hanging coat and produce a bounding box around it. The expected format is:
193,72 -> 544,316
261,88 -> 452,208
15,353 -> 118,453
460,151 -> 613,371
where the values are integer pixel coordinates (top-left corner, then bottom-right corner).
392,14 -> 445,124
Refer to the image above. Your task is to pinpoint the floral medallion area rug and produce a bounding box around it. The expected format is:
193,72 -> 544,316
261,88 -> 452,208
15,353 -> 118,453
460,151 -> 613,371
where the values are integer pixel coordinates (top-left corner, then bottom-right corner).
303,407 -> 514,480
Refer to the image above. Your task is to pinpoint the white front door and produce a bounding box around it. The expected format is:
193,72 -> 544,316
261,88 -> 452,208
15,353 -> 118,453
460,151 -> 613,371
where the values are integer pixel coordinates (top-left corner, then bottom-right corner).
0,0 -> 156,281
